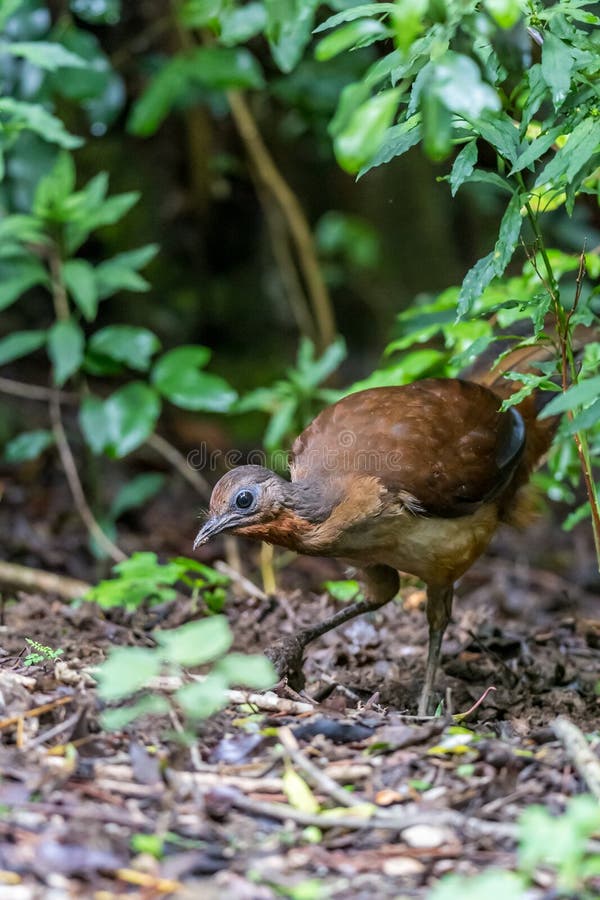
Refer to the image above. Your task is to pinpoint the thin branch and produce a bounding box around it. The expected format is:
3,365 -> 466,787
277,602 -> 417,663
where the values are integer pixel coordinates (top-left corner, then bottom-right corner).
49,393 -> 126,563
226,89 -> 336,351
47,243 -> 69,322
278,725 -> 362,809
0,560 -> 90,600
146,432 -> 211,501
0,377 -> 77,404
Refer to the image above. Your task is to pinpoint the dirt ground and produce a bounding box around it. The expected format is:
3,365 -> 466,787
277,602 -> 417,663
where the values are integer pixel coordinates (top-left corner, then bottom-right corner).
1,461 -> 600,898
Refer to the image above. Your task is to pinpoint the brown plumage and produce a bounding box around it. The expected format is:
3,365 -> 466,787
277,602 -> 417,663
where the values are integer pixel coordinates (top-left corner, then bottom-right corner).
195,342 -> 560,714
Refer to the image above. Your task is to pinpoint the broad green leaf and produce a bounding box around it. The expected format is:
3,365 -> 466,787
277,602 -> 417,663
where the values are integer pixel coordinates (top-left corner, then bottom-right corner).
510,125 -> 564,175
475,111 -> 521,166
324,579 -> 362,602
541,33 -> 573,109
176,670 -> 229,719
48,320 -> 84,386
152,346 -> 238,412
80,383 -> 161,457
315,19 -> 388,62
0,214 -> 46,246
179,0 -> 222,27
422,88 -> 453,162
0,255 -> 48,310
101,695 -> 170,731
155,616 -> 233,666
4,429 -> 54,463
65,190 -> 140,253
96,647 -> 162,701
483,0 -> 522,28
564,397 -> 600,434
335,88 -> 400,174
391,0 -> 428,53
128,48 -> 264,136
422,53 -> 501,121
3,41 -> 87,71
428,870 -> 525,900
314,4 -> 398,34
0,0 -> 23,28
33,151 -> 77,220
216,653 -> 276,689
89,325 -> 161,371
0,99 -> 83,149
94,244 -> 158,299
449,141 -> 478,196
63,259 -> 98,320
540,376 -> 600,418
535,117 -> 600,188
265,0 -> 320,72
0,330 -> 47,366
457,251 -> 497,319
359,114 -> 421,175
220,2 -> 267,45
110,472 -> 165,520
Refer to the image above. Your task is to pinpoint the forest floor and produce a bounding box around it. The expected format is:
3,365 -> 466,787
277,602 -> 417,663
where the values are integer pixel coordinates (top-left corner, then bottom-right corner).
1,463 -> 600,899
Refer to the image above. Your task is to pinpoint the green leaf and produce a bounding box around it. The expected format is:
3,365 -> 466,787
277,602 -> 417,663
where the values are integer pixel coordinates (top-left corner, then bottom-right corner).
96,647 -> 162,701
324,579 -> 362,602
80,383 -> 161,457
110,473 -> 165,521
426,52 -> 502,120
94,244 -> 158,299
101,695 -> 170,731
541,33 -> 574,109
421,88 -> 453,162
65,191 -> 140,253
449,141 -> 478,196
89,325 -> 161,371
265,0 -> 320,73
48,320 -> 84,386
539,376 -> 600,418
534,117 -> 600,188
128,48 -> 264,136
176,670 -> 229,719
428,870 -> 525,900
154,616 -> 233,666
476,111 -> 521,166
216,653 -> 276,689
0,99 -> 83,149
335,88 -> 400,174
2,41 -> 88,71
314,4 -> 398,34
315,19 -> 388,62
457,192 -> 523,317
0,255 -> 48,311
358,114 -> 421,175
33,152 -> 77,220
62,259 -> 98,320
0,330 -> 47,366
152,346 -> 238,412
483,0 -> 522,28
220,2 -> 267,45
4,429 -> 54,463
510,125 -> 564,175
70,0 -> 121,25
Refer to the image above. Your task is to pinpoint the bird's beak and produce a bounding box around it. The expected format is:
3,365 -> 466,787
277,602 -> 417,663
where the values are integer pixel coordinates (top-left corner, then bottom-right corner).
193,513 -> 235,550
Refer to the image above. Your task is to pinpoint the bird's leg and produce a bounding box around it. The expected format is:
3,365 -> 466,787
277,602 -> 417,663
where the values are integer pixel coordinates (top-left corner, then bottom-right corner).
265,565 -> 400,690
418,583 -> 454,716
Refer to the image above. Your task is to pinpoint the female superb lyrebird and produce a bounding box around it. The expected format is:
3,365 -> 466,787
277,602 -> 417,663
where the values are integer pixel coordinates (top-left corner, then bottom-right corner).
195,345 -> 556,715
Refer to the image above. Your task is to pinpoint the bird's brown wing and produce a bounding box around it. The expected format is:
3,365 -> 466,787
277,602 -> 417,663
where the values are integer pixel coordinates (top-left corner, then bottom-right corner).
290,379 -> 525,518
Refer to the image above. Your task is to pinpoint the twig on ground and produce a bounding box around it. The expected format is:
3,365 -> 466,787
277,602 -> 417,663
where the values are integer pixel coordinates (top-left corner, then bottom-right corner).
27,711 -> 82,749
0,561 -> 90,600
213,560 -> 269,601
49,393 -> 126,563
0,695 -> 73,731
278,725 -> 362,809
553,715 -> 600,800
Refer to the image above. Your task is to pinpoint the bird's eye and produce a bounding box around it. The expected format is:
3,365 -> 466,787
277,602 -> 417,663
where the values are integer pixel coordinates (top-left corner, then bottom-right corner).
234,489 -> 255,510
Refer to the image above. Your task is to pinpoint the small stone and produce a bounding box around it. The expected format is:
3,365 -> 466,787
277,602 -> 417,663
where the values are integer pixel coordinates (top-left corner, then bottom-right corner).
401,824 -> 455,849
382,857 -> 425,876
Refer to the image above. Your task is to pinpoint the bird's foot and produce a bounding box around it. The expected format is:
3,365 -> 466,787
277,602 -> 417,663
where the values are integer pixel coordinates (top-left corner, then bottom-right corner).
265,633 -> 307,692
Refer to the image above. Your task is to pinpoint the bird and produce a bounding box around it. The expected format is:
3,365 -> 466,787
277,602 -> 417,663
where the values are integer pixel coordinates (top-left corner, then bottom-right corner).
194,340 -> 560,715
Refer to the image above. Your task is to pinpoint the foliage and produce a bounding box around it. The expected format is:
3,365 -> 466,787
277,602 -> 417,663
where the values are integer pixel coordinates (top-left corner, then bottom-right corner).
23,637 -> 64,666
96,613 -> 276,730
84,551 -> 229,614
430,794 -> 600,899
235,336 -> 345,451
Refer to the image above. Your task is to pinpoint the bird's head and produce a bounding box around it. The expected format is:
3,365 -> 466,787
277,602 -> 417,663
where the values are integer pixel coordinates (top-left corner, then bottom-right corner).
193,465 -> 290,548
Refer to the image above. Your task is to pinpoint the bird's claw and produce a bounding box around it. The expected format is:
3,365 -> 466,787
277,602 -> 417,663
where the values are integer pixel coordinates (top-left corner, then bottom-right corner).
265,634 -> 307,692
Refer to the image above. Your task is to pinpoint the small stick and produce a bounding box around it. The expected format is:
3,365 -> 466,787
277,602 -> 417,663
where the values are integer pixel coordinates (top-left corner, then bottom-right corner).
278,725 -> 362,809
50,393 -> 126,563
0,560 -> 90,600
147,432 -> 211,500
553,715 -> 600,800
213,560 -> 268,601
0,695 -> 72,730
